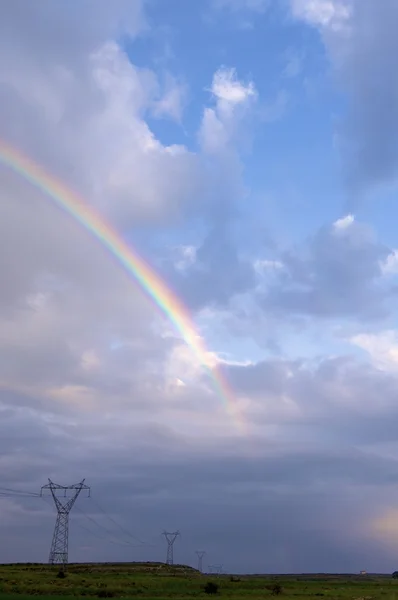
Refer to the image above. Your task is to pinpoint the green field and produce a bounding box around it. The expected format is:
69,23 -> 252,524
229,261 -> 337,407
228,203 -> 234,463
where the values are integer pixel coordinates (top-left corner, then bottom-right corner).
0,563 -> 396,600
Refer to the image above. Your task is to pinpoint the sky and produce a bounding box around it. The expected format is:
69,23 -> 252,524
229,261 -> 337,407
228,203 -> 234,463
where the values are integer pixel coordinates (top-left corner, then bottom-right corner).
2,0 -> 398,575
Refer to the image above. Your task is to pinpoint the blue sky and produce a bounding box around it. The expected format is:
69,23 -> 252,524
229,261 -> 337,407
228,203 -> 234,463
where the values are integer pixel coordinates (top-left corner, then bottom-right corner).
3,0 -> 398,574
125,0 -> 351,309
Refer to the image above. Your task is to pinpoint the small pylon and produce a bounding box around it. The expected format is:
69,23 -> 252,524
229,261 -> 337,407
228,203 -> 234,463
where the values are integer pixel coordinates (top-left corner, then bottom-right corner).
196,550 -> 206,572
162,530 -> 180,565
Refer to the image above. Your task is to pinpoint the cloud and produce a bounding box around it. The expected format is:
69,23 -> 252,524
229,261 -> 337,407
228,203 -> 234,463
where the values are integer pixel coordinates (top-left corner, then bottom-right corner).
163,224 -> 256,310
291,0 -> 352,32
150,72 -> 188,123
333,213 -> 354,231
1,18 -> 256,232
199,67 -> 258,154
3,351 -> 398,571
1,0 -> 259,431
259,216 -> 391,320
3,0 -> 398,576
153,67 -> 260,310
380,249 -> 398,276
350,331 -> 398,373
291,0 -> 398,195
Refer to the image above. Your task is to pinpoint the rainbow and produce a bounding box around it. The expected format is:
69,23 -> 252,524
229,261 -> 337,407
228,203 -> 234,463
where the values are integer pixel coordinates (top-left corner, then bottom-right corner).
0,140 -> 245,433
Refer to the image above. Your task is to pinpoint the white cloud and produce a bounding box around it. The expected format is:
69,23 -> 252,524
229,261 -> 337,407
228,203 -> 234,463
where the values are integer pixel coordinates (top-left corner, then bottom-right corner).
333,213 -> 355,232
291,0 -> 352,33
0,0 -> 264,452
350,331 -> 398,373
211,67 -> 257,115
380,250 -> 398,275
200,67 -> 257,154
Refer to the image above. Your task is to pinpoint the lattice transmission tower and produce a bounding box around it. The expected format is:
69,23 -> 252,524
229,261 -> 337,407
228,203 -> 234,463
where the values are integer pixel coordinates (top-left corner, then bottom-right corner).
196,550 -> 206,572
163,530 -> 180,565
41,479 -> 90,568
208,564 -> 223,576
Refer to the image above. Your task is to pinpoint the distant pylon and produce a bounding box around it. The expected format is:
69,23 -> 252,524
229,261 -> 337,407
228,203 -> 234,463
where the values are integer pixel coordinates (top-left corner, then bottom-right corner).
163,530 -> 180,565
196,550 -> 206,572
41,479 -> 90,568
208,564 -> 222,575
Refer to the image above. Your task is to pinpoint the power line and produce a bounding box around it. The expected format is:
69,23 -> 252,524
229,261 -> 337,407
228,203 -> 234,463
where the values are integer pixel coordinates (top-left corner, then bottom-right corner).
42,497 -> 136,550
0,487 -> 39,497
1,483 -> 166,560
75,505 -> 142,548
73,518 -> 138,547
89,497 -> 152,546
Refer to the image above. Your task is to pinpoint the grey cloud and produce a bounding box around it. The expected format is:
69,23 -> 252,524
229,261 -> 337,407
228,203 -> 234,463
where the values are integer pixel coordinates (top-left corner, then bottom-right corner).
339,0 -> 398,194
3,0 -> 398,576
1,416 -> 397,572
294,0 -> 398,196
259,218 -> 391,320
3,350 -> 398,571
226,353 -> 398,451
0,0 -> 145,66
165,224 -> 256,310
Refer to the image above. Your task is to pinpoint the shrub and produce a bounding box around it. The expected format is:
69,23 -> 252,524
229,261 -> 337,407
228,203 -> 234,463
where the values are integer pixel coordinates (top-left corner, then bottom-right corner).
393,572 -> 398,579
271,583 -> 283,595
97,590 -> 115,598
56,570 -> 66,579
204,581 -> 219,594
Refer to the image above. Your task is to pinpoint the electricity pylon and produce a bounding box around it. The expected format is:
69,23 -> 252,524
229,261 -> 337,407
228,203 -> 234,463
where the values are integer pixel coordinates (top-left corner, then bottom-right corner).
208,564 -> 223,576
162,530 -> 180,565
196,550 -> 206,572
41,479 -> 90,568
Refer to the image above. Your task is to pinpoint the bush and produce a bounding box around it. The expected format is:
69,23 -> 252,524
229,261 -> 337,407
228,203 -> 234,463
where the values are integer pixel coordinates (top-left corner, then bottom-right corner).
229,576 -> 241,582
393,571 -> 398,579
204,581 -> 219,594
97,590 -> 115,598
56,570 -> 66,579
271,583 -> 283,595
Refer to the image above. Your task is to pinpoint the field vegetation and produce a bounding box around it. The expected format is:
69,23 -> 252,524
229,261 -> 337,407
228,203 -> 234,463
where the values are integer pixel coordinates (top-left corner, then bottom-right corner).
0,563 -> 396,600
